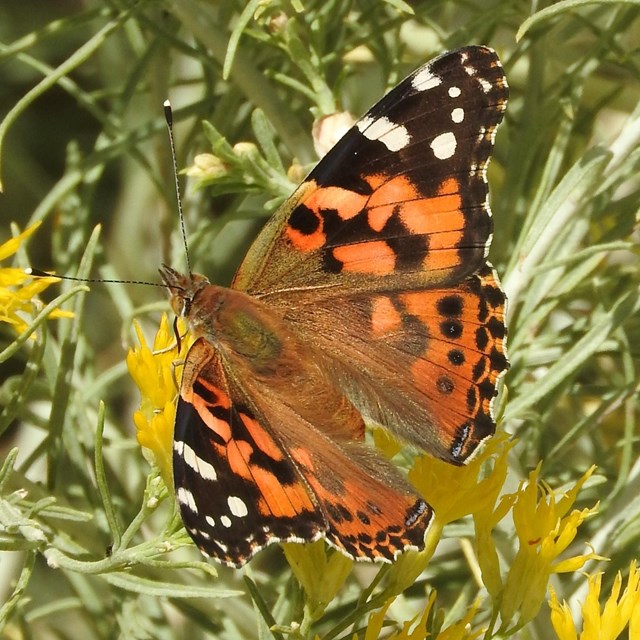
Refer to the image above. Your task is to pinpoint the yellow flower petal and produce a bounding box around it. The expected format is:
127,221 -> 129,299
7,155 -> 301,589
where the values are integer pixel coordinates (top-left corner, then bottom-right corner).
0,221 -> 41,260
548,586 -> 578,640
364,599 -> 394,640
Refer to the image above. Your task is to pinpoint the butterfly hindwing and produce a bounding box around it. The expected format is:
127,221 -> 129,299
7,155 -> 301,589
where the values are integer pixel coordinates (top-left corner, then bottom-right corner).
272,264 -> 507,463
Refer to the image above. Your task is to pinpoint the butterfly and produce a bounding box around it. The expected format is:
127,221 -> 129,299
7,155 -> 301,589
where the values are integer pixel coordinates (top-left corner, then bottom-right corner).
160,45 -> 509,568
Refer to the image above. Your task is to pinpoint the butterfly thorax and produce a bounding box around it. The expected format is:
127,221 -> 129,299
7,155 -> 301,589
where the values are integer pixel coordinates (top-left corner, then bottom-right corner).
160,265 -> 284,370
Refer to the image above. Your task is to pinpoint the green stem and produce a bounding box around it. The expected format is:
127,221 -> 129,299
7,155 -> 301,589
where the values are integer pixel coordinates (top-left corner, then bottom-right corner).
94,401 -> 123,549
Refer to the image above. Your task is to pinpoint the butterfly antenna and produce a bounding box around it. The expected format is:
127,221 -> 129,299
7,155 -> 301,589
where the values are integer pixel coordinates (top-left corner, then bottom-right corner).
25,268 -> 168,288
163,100 -> 192,278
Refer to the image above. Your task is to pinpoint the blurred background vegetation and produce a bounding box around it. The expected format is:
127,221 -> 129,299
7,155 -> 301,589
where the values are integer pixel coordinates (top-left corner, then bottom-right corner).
1,1 -> 639,638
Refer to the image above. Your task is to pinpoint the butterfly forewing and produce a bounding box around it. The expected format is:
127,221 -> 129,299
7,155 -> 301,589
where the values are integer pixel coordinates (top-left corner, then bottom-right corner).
173,339 -> 324,566
233,46 -> 508,297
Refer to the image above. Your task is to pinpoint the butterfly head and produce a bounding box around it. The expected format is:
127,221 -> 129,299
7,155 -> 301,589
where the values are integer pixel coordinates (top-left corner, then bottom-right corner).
159,265 -> 210,320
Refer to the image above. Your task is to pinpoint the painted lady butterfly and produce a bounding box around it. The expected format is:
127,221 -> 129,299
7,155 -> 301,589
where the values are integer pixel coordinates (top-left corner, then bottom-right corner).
161,46 -> 509,567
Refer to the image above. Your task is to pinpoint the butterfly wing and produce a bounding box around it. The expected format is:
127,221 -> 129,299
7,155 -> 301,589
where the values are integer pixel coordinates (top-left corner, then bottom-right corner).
233,46 -> 508,297
174,336 -> 431,567
272,264 -> 507,463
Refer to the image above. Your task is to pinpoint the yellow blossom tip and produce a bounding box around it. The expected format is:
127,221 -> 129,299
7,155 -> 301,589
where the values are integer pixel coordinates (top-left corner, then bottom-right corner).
1,222 -> 73,335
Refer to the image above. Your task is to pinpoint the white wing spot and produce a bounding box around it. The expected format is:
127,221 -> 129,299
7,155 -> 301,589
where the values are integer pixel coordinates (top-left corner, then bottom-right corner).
357,115 -> 373,132
411,67 -> 442,91
451,107 -> 464,123
173,440 -> 184,454
220,515 -> 232,528
478,77 -> 493,94
199,530 -> 211,540
217,541 -> 228,553
205,515 -> 216,528
177,487 -> 198,513
431,132 -> 457,160
196,458 -> 217,481
180,442 -> 218,481
228,496 -> 249,518
449,86 -> 461,98
357,116 -> 411,151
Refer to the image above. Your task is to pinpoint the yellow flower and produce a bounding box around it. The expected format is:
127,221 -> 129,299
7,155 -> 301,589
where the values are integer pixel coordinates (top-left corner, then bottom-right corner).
282,540 -> 353,621
384,435 -> 512,596
500,464 -> 602,625
126,314 -> 192,487
362,592 -> 484,640
0,222 -> 72,335
549,560 -> 640,639
409,433 -> 512,529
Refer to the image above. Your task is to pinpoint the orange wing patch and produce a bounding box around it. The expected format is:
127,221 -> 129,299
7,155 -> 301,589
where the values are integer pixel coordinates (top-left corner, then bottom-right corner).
371,295 -> 403,337
282,170 -> 470,282
398,267 -> 507,459
306,184 -> 367,220
285,180 -> 370,252
186,385 -> 316,519
397,178 -> 463,235
332,241 -> 396,274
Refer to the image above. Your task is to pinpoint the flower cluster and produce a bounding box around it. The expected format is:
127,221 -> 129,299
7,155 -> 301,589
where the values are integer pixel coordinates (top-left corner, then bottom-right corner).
364,592 -> 483,640
365,438 -> 608,636
549,560 -> 640,639
0,222 -> 72,336
126,314 -> 192,487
